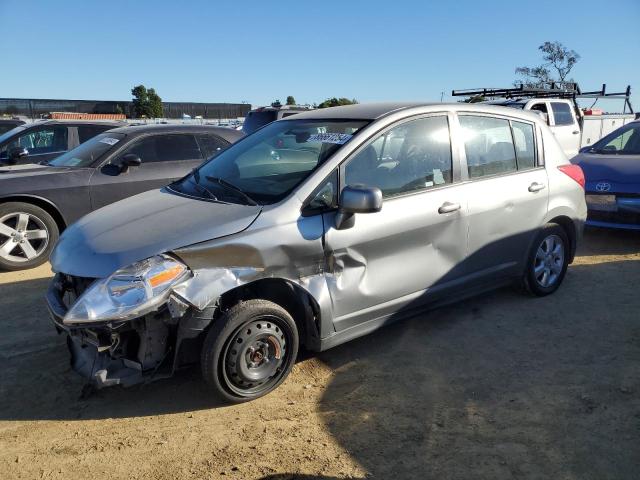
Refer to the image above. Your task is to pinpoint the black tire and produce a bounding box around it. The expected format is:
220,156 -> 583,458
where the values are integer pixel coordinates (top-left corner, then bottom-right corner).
0,202 -> 59,271
522,223 -> 570,297
201,299 -> 299,404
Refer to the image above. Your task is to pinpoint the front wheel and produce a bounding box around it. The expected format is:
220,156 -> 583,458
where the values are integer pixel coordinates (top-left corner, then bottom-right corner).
0,202 -> 59,271
523,223 -> 570,296
201,299 -> 299,403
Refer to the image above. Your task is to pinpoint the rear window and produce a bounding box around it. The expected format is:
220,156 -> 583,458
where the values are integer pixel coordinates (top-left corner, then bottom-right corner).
551,102 -> 574,126
78,125 -> 115,143
242,111 -> 278,135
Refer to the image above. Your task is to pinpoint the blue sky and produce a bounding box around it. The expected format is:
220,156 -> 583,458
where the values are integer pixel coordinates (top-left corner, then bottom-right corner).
0,0 -> 638,110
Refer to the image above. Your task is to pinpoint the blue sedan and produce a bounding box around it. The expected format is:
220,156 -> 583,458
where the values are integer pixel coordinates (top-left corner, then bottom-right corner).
573,120 -> 640,230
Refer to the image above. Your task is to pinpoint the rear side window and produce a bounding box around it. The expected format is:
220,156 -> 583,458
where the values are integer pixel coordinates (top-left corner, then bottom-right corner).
4,126 -> 68,156
196,134 -> 229,159
78,125 -> 114,143
121,134 -> 202,163
459,116 -> 517,178
550,102 -> 574,126
511,121 -> 536,169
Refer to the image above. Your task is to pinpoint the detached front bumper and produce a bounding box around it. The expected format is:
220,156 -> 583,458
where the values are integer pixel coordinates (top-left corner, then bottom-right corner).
46,273 -> 213,388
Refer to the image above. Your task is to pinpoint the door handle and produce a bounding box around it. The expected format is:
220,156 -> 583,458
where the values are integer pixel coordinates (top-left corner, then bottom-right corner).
438,201 -> 461,214
572,130 -> 580,135
528,182 -> 546,193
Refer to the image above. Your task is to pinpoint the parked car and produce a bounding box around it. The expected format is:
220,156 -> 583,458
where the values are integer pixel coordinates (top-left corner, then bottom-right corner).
47,103 -> 586,402
0,124 -> 243,270
242,105 -> 312,134
572,120 -> 640,230
0,118 -> 25,135
0,120 -> 124,166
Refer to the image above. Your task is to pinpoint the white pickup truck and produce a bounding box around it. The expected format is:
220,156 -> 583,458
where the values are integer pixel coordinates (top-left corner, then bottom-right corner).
491,98 -> 636,158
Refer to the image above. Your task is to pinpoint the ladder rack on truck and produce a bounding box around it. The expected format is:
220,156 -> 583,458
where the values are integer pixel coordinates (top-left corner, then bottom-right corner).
451,83 -> 636,158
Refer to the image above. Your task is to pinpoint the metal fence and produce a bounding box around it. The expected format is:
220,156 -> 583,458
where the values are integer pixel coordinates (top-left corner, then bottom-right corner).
0,98 -> 251,120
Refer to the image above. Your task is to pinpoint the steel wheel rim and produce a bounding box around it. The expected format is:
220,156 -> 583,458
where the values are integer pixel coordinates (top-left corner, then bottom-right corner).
0,212 -> 49,263
221,315 -> 292,397
534,234 -> 564,288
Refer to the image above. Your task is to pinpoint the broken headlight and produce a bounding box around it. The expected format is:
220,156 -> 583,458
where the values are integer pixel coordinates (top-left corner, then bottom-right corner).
63,255 -> 190,325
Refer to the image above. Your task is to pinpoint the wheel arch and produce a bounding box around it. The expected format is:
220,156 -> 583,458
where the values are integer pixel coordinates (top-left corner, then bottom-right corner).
0,195 -> 67,233
547,215 -> 577,263
215,277 -> 322,351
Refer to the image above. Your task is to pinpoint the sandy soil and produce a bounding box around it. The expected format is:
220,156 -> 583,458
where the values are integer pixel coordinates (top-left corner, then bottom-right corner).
0,228 -> 639,480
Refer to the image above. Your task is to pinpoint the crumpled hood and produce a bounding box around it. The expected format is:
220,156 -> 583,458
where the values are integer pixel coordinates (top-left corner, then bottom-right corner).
50,188 -> 262,278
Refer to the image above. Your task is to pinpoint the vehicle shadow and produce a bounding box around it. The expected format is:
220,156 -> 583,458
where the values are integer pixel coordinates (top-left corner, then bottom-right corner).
578,227 -> 640,256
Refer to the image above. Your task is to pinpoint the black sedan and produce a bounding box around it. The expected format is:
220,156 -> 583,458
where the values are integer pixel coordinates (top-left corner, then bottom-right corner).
0,124 -> 243,270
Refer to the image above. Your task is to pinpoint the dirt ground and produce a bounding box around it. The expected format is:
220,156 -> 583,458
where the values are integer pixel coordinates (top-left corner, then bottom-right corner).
1,228 -> 639,480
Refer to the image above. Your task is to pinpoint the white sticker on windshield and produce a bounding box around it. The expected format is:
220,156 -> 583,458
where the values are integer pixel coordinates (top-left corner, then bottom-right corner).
99,137 -> 120,146
307,133 -> 352,144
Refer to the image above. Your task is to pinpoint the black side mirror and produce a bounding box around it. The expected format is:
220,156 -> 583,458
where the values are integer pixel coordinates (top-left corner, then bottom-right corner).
335,184 -> 383,230
119,153 -> 142,172
7,146 -> 29,164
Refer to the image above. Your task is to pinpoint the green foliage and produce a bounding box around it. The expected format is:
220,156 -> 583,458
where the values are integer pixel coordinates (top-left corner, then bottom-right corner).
271,99 -> 282,108
317,97 -> 358,109
131,84 -> 163,118
515,41 -> 580,88
286,96 -> 296,105
463,95 -> 486,103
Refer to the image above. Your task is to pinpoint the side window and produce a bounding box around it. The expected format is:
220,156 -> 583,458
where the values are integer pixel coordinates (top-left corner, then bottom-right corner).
122,134 -> 202,163
344,116 -> 452,198
550,102 -> 574,126
9,126 -> 68,155
155,134 -> 202,161
511,121 -> 536,169
196,134 -> 229,159
459,116 -> 517,178
78,125 -> 112,143
304,170 -> 338,215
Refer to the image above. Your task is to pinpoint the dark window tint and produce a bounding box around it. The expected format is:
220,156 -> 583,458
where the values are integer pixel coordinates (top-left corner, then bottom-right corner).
345,116 -> 452,198
242,111 -> 278,134
459,116 -> 517,178
551,102 -> 574,126
197,134 -> 229,159
306,170 -> 338,213
122,134 -> 202,163
281,112 -> 300,118
78,125 -> 114,143
512,121 -> 536,169
7,126 -> 68,155
596,123 -> 640,154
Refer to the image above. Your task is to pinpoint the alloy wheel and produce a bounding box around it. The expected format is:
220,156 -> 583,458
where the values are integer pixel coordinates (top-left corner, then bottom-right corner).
0,212 -> 49,263
534,234 -> 565,288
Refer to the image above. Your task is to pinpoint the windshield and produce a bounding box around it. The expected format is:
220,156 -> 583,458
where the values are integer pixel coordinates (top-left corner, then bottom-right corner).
49,132 -> 126,167
170,119 -> 369,205
0,125 -> 27,144
590,123 -> 640,155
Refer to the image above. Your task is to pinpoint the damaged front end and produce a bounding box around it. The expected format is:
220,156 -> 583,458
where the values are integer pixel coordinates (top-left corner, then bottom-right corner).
46,256 -> 214,388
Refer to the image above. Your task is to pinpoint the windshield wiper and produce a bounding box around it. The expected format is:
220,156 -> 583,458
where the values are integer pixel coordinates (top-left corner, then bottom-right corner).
205,176 -> 258,206
188,169 -> 219,201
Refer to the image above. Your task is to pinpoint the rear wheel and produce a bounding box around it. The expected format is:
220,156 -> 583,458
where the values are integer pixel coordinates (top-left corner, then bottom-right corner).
0,202 -> 59,271
523,223 -> 569,296
201,299 -> 299,403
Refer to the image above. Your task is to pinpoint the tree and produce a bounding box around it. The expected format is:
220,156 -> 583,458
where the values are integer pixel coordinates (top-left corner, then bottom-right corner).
317,97 -> 358,109
271,99 -> 282,108
286,96 -> 296,105
131,84 -> 163,118
515,41 -> 580,88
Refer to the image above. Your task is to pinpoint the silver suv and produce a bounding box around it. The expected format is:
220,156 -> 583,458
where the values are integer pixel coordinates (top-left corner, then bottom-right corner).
46,103 -> 587,402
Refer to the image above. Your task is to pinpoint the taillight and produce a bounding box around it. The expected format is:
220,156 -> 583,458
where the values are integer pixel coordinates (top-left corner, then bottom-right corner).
558,165 -> 585,189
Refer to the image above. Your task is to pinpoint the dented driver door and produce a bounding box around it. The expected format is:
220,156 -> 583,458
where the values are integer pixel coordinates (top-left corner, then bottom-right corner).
322,114 -> 469,332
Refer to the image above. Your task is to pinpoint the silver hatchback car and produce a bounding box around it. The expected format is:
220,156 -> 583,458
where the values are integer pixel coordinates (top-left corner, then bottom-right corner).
47,103 -> 587,402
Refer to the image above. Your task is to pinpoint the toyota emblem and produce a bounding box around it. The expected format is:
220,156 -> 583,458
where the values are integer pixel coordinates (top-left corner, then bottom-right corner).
595,182 -> 611,192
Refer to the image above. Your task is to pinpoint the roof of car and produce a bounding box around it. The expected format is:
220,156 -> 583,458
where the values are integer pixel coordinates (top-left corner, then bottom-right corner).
107,123 -> 245,141
286,102 -> 547,122
29,119 -> 126,126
